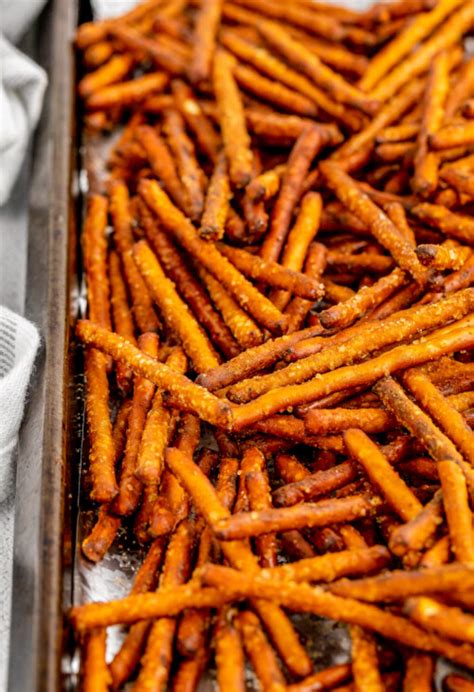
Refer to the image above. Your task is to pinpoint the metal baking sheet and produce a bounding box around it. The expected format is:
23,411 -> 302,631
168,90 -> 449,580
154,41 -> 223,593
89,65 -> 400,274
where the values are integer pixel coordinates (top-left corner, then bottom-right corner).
9,0 -> 471,689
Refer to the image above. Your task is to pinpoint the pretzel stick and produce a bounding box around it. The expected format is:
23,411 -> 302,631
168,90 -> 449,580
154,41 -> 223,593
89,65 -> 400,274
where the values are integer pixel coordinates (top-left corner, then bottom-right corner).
413,50 -> 450,196
200,564 -> 474,668
140,203 -> 240,359
109,538 -> 167,688
197,266 -> 264,349
188,0 -> 222,85
321,162 -> 426,284
86,72 -> 169,110
133,240 -> 220,372
405,596 -> 474,644
388,490 -> 444,558
199,152 -> 230,241
78,53 -> 135,99
438,460 -> 474,563
349,625 -> 384,692
213,49 -> 253,188
81,628 -> 111,692
134,520 -> 195,691
236,610 -> 286,691
219,29 -> 360,131
217,243 -> 324,299
403,366 -> 474,466
165,446 -> 313,677
260,126 -> 324,263
329,563 -> 474,602
139,179 -> 288,333
258,20 -> 378,114
162,108 -> 205,221
369,3 -> 474,103
171,79 -> 220,162
344,429 -> 422,522
228,292 -> 474,403
374,376 -> 474,497
76,320 -> 233,428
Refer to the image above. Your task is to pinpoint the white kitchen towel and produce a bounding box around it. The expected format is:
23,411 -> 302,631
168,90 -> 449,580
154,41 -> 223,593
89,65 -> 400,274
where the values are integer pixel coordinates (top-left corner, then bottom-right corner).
0,306 -> 40,502
0,34 -> 47,205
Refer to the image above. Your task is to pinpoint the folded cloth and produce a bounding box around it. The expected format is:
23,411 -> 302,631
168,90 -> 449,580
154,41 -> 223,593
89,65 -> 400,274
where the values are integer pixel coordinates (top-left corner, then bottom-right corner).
0,306 -> 40,502
0,34 -> 47,205
92,0 -> 139,20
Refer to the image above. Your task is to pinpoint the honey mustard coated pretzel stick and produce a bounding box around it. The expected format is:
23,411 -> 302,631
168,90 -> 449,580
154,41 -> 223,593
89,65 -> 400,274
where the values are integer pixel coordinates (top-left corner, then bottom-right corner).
228,290 -> 474,403
236,610 -> 286,692
165,446 -> 313,677
373,376 -> 474,496
188,0 -> 222,85
113,331 -> 159,516
330,78 -> 425,168
81,628 -> 111,692
139,179 -> 288,334
217,243 -> 324,300
260,125 -> 324,263
231,321 -> 474,430
320,162 -> 427,285
86,71 -> 169,111
218,28 -> 359,131
212,494 -> 379,540
270,191 -> 322,310
197,265 -> 264,350
136,124 -> 191,217
319,268 -> 407,330
214,608 -> 246,692
344,429 -> 423,522
410,202 -> 474,244
82,194 -> 111,330
134,520 -> 195,691
213,49 -> 253,188
199,152 -> 230,241
349,624 -> 384,692
256,545 -> 391,584
84,348 -> 117,504
359,0 -> 466,92
405,596 -> 474,644
196,323 -> 323,392
108,180 -> 159,335
412,50 -> 450,196
241,447 -> 277,568
257,20 -> 378,115
438,459 -> 474,563
78,53 -> 135,99
139,202 -> 240,360
171,79 -> 220,162
135,348 -> 187,486
108,249 -> 136,392
388,490 -> 444,558
133,240 -> 220,372
403,367 -> 474,466
76,320 -> 233,429
234,62 -> 318,118
369,2 -> 474,103
201,564 -> 474,669
162,108 -> 205,222
328,563 -> 474,602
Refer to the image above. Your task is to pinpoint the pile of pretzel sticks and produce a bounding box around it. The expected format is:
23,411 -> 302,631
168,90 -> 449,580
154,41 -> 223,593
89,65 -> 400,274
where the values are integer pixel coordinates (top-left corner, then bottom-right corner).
72,0 -> 474,689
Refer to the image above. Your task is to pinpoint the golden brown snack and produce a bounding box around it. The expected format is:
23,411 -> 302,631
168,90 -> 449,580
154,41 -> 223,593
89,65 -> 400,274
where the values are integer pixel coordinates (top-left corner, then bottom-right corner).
199,152 -> 231,240
188,0 -> 223,85
76,320 -> 233,428
139,179 -> 288,334
133,240 -> 220,372
213,49 -> 253,188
